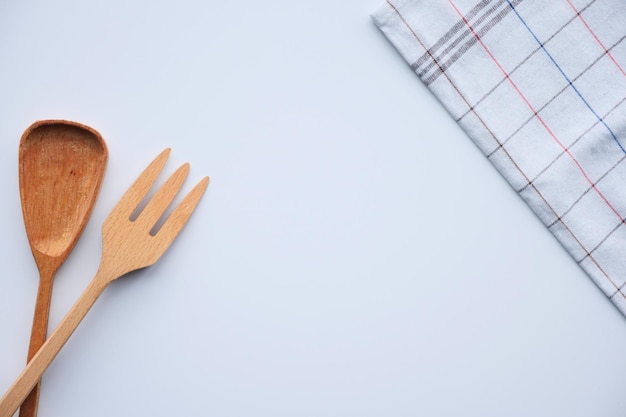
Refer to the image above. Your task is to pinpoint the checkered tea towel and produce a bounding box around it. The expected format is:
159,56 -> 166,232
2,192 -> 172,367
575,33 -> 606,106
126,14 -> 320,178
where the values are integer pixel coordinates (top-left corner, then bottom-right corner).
372,0 -> 626,316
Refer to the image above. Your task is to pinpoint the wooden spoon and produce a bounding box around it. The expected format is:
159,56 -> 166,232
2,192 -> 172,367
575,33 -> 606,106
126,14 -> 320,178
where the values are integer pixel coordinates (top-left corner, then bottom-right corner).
18,120 -> 107,417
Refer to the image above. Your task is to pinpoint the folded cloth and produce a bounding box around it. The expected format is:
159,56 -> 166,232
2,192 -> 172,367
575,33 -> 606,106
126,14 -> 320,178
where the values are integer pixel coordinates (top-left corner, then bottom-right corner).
372,0 -> 626,316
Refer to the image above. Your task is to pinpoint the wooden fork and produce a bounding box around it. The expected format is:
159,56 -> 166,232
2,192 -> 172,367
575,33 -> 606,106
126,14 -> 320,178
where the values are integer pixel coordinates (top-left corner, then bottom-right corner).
0,148 -> 209,417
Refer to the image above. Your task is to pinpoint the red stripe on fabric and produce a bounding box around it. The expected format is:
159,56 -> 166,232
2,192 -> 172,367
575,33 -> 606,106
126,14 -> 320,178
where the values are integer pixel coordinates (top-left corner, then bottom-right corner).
440,0 -> 626,296
446,0 -> 625,223
565,0 -> 626,78
385,0 -> 625,296
385,0 -> 624,295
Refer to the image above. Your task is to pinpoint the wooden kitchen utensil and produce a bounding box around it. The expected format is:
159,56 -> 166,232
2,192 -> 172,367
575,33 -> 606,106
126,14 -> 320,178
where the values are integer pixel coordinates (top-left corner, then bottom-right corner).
0,148 -> 208,417
18,120 -> 107,417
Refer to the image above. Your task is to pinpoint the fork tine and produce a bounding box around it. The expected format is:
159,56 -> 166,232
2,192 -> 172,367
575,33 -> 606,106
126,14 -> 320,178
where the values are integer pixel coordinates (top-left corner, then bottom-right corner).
107,148 -> 171,220
137,162 -> 190,228
153,176 -> 209,250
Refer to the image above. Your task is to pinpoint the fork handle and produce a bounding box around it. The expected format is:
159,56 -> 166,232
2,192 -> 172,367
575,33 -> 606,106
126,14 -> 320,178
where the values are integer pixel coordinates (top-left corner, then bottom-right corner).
0,272 -> 110,417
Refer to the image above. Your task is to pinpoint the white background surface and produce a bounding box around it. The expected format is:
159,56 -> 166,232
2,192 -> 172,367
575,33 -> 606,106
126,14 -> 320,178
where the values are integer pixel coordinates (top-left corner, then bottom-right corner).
1,1 -> 626,416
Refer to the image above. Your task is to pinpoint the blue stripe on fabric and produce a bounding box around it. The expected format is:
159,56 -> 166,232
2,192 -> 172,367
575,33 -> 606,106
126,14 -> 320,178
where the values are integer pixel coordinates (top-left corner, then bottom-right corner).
504,0 -> 626,154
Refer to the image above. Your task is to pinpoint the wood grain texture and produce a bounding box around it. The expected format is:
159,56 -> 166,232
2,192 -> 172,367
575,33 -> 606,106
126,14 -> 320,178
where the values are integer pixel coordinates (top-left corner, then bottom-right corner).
0,149 -> 209,417
18,120 -> 108,417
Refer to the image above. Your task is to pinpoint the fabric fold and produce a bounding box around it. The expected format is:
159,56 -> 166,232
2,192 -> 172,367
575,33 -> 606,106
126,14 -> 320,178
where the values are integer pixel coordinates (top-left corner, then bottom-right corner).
373,0 -> 626,316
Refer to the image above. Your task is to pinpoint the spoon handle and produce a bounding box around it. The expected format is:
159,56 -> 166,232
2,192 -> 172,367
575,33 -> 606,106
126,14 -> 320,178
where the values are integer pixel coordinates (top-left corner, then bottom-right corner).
0,272 -> 109,417
19,269 -> 55,417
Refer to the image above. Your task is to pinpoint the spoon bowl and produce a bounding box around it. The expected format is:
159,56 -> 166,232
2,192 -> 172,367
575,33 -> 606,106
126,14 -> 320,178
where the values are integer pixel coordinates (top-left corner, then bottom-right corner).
18,120 -> 107,417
